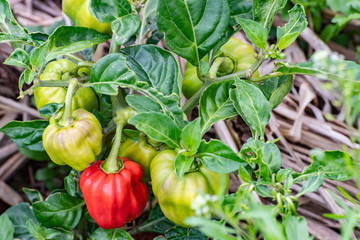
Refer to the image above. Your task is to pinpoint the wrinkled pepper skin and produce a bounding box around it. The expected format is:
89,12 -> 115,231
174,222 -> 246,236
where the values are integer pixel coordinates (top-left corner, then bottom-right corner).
80,158 -> 148,229
118,134 -> 157,182
34,59 -> 99,113
182,37 -> 259,99
43,109 -> 102,171
151,150 -> 229,227
62,0 -> 111,34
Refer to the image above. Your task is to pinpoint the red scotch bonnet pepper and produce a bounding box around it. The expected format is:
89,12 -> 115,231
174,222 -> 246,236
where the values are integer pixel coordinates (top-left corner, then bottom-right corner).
79,158 -> 147,229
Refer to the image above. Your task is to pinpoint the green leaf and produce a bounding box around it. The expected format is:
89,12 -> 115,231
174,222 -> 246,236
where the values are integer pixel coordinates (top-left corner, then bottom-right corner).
91,50 -> 184,127
0,0 -> 12,22
165,226 -> 208,240
121,45 -> 184,126
126,94 -> 162,113
19,68 -> 36,91
5,203 -> 39,240
0,120 -> 49,151
239,138 -> 262,163
39,103 -> 64,118
230,77 -> 271,140
64,172 -> 77,197
185,217 -> 237,240
4,48 -> 30,68
156,0 -> 230,66
136,203 -> 175,233
112,14 -> 141,45
269,75 -> 293,109
30,26 -> 110,68
238,164 -> 252,183
154,237 -> 166,240
198,139 -> 244,173
273,60 -> 360,82
23,188 -> 43,203
18,146 -> 50,162
0,213 -> 14,240
255,184 -> 273,197
229,0 -> 253,26
89,0 -> 132,23
0,33 -> 25,43
258,75 -> 288,99
32,192 -> 84,230
121,45 -> 181,97
253,0 -> 287,31
26,220 -> 74,240
175,155 -> 194,181
327,0 -> 353,15
277,4 -> 308,51
237,18 -> 268,49
199,80 -> 238,135
263,142 -> 282,173
128,112 -> 181,149
276,168 -> 293,182
240,202 -> 286,240
90,228 -> 133,240
140,0 -> 163,44
0,1 -> 39,47
283,216 -> 311,240
181,118 -> 202,153
296,170 -> 325,197
90,53 -> 137,95
304,150 -> 354,181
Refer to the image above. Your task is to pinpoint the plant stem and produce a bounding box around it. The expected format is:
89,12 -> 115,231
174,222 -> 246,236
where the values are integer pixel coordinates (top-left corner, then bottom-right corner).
21,76 -> 89,97
111,88 -> 129,114
58,79 -> 78,127
64,53 -> 85,63
215,56 -> 266,81
101,121 -> 125,174
209,57 -> 226,79
109,34 -> 120,54
101,88 -> 130,173
250,72 -> 287,82
183,79 -> 212,115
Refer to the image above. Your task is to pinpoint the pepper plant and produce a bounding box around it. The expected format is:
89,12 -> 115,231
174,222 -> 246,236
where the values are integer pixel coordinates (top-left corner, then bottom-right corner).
0,0 -> 358,239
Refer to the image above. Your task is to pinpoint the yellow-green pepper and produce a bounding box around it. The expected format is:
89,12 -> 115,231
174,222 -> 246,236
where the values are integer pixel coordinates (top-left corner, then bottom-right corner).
43,108 -> 102,171
118,133 -> 158,182
62,0 -> 111,34
34,59 -> 99,113
151,150 -> 229,227
182,37 -> 259,99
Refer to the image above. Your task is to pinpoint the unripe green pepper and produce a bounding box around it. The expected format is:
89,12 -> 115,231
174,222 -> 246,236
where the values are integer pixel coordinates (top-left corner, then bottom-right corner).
34,59 -> 99,113
151,150 -> 229,227
43,108 -> 102,171
182,38 -> 259,99
62,0 -> 111,34
118,133 -> 157,182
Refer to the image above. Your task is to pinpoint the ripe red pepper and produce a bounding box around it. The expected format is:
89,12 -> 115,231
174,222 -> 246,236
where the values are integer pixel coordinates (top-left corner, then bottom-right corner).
80,158 -> 147,229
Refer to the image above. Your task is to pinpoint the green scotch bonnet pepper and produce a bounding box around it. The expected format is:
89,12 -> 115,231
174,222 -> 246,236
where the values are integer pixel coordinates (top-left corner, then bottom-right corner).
182,37 -> 259,99
62,0 -> 111,34
43,108 -> 102,171
151,150 -> 229,227
34,59 -> 99,113
118,133 -> 158,182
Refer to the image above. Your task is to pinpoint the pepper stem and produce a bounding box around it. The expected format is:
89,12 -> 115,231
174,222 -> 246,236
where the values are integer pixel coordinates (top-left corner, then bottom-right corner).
100,87 -> 133,174
209,57 -> 234,78
101,121 -> 125,174
183,79 -> 212,115
58,79 -> 78,127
